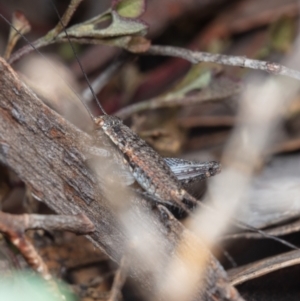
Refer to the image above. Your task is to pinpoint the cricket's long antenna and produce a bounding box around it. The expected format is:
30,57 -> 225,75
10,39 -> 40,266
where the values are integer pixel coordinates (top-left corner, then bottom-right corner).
0,12 -> 96,121
235,218 -> 298,250
197,198 -> 299,250
49,1 -> 108,117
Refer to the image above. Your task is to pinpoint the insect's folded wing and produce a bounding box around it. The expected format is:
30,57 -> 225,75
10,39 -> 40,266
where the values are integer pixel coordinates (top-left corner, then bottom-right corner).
164,158 -> 217,181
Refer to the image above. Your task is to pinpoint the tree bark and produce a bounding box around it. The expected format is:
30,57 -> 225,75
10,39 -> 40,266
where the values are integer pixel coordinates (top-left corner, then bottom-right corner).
0,57 -> 244,301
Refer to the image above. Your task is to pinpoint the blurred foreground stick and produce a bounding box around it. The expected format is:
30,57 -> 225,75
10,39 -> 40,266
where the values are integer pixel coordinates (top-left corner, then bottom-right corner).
0,57 -> 243,301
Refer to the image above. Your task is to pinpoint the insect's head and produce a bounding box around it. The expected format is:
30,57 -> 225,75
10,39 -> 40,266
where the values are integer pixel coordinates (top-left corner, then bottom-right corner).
206,161 -> 222,177
94,115 -> 123,131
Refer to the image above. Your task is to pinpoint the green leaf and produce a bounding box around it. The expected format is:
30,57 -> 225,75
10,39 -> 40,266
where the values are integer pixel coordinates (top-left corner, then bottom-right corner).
0,273 -> 74,301
56,9 -> 149,52
114,0 -> 146,19
165,65 -> 213,99
270,16 -> 296,53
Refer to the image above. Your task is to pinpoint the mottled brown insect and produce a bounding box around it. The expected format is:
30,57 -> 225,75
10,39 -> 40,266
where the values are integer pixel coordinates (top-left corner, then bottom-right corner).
95,115 -> 220,212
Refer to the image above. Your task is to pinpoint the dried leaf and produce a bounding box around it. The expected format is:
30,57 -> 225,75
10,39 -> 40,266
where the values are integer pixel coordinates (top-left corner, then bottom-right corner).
126,36 -> 151,52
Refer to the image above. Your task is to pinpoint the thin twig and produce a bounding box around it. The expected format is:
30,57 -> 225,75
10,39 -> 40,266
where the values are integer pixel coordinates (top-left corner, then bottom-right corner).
147,45 -> 300,81
82,52 -> 131,103
228,249 -> 300,286
116,75 -> 241,119
26,213 -> 95,233
223,218 -> 300,240
0,212 -> 95,234
49,0 -> 84,37
0,211 -> 94,278
7,0 -> 83,64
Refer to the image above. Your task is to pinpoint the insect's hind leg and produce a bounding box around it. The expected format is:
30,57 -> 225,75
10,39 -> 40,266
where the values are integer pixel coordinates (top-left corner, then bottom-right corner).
139,191 -> 194,218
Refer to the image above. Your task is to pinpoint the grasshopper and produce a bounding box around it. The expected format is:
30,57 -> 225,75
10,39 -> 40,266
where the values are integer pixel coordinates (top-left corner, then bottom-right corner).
93,114 -> 219,212
1,1 -> 298,250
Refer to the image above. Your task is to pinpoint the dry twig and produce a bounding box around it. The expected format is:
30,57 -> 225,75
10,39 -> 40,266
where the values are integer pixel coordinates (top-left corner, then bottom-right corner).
6,0 -> 84,64
228,250 -> 300,286
223,218 -> 300,240
0,211 -> 94,278
147,45 -> 300,81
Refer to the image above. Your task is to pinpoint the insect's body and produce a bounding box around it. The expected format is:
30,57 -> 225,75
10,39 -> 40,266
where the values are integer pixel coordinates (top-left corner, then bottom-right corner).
94,115 -> 219,211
